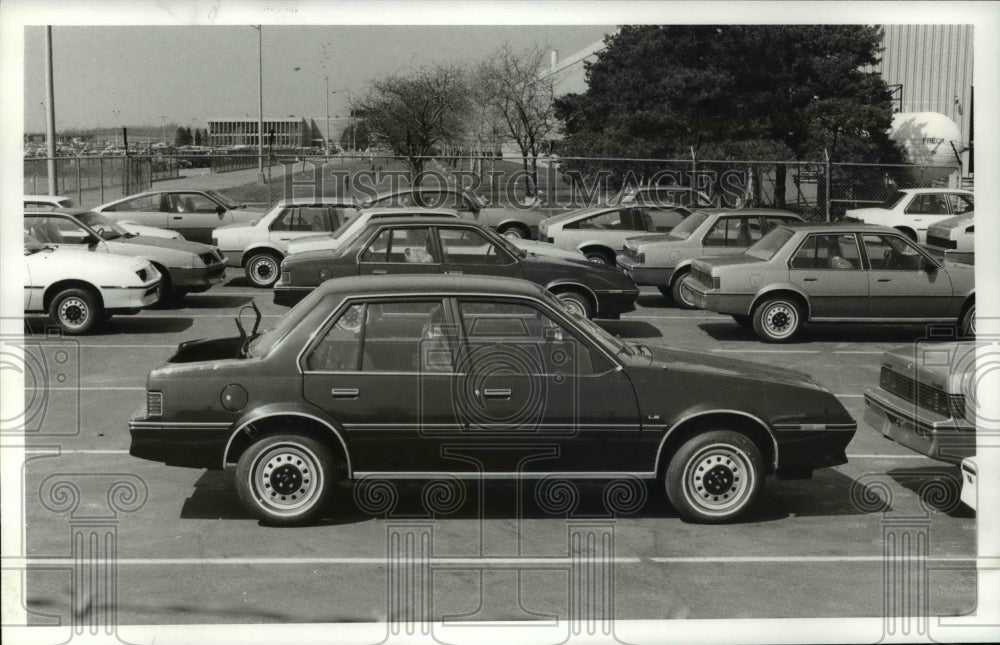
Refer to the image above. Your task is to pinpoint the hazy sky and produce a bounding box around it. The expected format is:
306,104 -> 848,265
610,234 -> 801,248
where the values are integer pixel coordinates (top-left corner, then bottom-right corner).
23,24 -> 613,132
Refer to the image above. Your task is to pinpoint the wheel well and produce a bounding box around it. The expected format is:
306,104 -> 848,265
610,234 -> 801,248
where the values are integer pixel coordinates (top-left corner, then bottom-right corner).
498,221 -> 529,234
44,280 -> 103,312
959,294 -> 975,320
224,415 -> 349,477
580,245 -> 615,261
751,289 -> 810,320
546,283 -> 597,312
241,247 -> 283,268
893,226 -> 917,240
655,413 -> 776,478
668,265 -> 691,287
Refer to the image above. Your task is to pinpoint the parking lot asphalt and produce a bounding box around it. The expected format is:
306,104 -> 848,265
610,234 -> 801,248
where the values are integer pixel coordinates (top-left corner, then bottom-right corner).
18,272 -> 979,625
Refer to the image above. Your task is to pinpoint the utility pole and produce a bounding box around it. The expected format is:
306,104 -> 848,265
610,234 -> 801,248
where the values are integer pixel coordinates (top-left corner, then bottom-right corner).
254,25 -> 265,183
44,26 -> 57,194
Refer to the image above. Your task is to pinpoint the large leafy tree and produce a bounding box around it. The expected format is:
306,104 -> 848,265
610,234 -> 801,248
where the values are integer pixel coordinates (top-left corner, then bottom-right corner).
556,25 -> 905,204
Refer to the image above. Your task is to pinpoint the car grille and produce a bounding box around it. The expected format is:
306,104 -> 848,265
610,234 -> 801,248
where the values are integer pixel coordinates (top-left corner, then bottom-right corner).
200,251 -> 221,265
879,366 -> 965,419
136,268 -> 148,281
146,391 -> 163,417
926,234 -> 956,249
207,265 -> 226,279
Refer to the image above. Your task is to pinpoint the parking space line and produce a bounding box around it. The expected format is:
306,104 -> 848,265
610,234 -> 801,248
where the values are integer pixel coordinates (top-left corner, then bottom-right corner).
711,349 -> 820,354
8,555 -> 980,567
621,315 -> 719,320
133,314 -> 284,318
845,454 -> 931,459
42,387 -> 144,391
834,394 -> 864,397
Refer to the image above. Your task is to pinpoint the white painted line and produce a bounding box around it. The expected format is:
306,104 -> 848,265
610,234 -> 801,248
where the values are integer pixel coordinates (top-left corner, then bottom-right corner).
72,345 -> 178,349
43,387 -> 144,391
711,349 -> 820,354
23,449 -> 130,454
134,314 -> 283,318
6,555 -> 982,567
835,394 -> 864,398
846,454 -> 931,459
621,315 -> 719,320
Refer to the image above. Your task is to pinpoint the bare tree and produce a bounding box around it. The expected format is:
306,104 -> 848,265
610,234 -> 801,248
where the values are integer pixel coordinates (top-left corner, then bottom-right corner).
355,65 -> 469,183
480,44 -> 560,197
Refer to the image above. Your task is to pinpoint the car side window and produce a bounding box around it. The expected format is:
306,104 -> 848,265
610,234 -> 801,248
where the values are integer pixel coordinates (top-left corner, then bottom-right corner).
438,228 -> 511,265
306,304 -> 364,371
360,227 -> 436,263
642,207 -> 688,232
171,193 -> 219,214
904,194 -> 949,215
763,216 -> 794,233
791,234 -> 862,269
271,207 -> 331,232
947,194 -> 974,215
861,234 -> 926,271
568,209 -> 626,230
703,217 -> 762,248
108,194 -> 160,212
458,301 -> 595,375
25,216 -> 90,245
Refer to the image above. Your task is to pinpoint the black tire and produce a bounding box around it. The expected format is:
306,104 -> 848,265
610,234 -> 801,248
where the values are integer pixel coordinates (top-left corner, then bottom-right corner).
245,251 -> 282,288
499,224 -> 529,240
235,434 -> 335,526
670,271 -> 697,309
153,265 -> 173,303
732,314 -> 752,328
961,303 -> 976,337
554,290 -> 593,319
665,430 -> 764,523
752,296 -> 804,343
657,286 -> 672,298
583,248 -> 614,265
49,287 -> 102,335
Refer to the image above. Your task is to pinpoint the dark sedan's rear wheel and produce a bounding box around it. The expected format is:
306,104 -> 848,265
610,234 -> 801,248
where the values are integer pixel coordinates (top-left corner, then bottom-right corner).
235,434 -> 334,526
665,430 -> 763,523
246,251 -> 282,288
670,272 -> 698,309
752,297 -> 803,342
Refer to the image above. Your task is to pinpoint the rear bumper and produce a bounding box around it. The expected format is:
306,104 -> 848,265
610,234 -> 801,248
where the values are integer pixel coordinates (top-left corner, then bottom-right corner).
862,389 -> 975,464
683,280 -> 752,315
273,284 -> 312,307
129,414 -> 232,469
616,258 -> 673,286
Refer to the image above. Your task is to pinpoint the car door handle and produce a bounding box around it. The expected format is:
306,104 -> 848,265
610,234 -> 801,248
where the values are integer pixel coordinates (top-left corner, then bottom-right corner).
372,269 -> 388,275
803,277 -> 818,282
445,270 -> 463,275
877,278 -> 892,282
480,388 -> 511,399
331,388 -> 359,398
279,237 -> 292,241
172,215 -> 183,220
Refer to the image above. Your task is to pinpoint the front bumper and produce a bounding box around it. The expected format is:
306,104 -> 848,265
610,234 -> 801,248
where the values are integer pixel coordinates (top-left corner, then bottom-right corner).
771,422 -> 857,472
616,257 -> 673,286
273,282 -> 313,307
862,388 -> 975,464
594,289 -> 639,318
102,281 -> 161,311
129,413 -> 232,469
169,260 -> 229,289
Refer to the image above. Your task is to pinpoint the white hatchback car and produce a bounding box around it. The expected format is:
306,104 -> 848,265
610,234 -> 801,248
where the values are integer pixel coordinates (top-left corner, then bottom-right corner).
212,198 -> 353,287
25,195 -> 182,240
24,233 -> 161,334
845,188 -> 973,243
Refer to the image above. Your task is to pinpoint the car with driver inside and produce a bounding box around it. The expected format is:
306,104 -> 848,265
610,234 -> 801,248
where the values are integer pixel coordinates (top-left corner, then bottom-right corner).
274,217 -> 638,319
129,274 -> 857,525
682,223 -> 975,342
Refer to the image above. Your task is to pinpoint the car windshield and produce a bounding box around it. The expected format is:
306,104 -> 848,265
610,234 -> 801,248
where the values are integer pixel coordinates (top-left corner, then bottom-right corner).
77,212 -> 129,239
247,288 -> 329,357
877,191 -> 908,210
542,291 -> 631,357
666,211 -> 709,239
746,227 -> 795,260
206,190 -> 240,210
24,233 -> 49,254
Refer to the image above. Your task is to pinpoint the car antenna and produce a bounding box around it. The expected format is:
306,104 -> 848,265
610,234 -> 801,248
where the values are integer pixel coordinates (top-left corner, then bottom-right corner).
250,300 -> 262,335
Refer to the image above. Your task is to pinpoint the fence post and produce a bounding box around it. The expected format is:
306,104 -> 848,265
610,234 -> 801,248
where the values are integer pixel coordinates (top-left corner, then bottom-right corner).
99,158 -> 105,204
76,158 -> 83,204
824,149 -> 831,222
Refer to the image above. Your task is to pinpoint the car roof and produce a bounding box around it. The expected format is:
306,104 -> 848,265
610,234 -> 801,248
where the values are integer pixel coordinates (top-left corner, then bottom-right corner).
274,197 -> 353,207
777,222 -> 899,234
360,207 -> 459,218
24,195 -> 69,201
24,207 -> 93,217
314,274 -> 547,299
692,208 -> 802,217
896,188 -> 973,195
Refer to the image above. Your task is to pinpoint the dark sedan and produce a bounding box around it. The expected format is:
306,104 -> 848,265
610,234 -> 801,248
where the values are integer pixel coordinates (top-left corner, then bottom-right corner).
274,217 -> 639,319
129,274 -> 857,525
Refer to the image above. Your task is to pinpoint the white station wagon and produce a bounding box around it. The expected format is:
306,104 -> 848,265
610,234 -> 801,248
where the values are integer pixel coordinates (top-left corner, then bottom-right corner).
212,198 -> 353,287
24,234 -> 161,334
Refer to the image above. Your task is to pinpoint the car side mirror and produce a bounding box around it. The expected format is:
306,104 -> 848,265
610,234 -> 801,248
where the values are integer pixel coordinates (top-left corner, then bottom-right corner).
923,259 -> 939,273
216,205 -> 226,216
84,233 -> 100,245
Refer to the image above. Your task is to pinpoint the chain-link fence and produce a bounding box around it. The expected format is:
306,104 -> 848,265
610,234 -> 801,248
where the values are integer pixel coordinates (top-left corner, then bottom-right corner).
22,152 -> 965,220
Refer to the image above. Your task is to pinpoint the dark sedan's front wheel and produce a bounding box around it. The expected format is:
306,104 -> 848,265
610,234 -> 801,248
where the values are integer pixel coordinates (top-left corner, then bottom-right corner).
236,434 -> 334,526
666,430 -> 763,523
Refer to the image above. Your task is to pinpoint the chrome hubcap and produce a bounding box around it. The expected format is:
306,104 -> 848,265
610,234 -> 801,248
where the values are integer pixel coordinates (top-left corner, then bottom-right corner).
683,444 -> 754,515
559,296 -> 586,317
252,258 -> 277,283
251,443 -> 322,515
764,303 -> 796,337
58,297 -> 89,327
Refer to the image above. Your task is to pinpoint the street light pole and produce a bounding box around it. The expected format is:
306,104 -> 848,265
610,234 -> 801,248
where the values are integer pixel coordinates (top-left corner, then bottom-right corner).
253,25 -> 265,182
112,110 -> 121,146
44,26 -> 57,194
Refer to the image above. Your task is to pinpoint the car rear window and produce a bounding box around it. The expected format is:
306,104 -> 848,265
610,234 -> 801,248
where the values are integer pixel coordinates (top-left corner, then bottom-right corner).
746,227 -> 794,260
667,211 -> 709,239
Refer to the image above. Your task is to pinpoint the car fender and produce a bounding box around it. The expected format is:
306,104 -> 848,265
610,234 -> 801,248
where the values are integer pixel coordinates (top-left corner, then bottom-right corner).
544,279 -> 599,310
750,283 -> 812,318
654,408 -> 780,470
241,242 -> 285,265
494,216 -> 534,232
667,259 -> 696,285
223,401 -> 353,474
575,239 -> 617,254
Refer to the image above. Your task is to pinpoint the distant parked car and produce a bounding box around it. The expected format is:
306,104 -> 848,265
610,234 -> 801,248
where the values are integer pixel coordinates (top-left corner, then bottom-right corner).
286,208 -> 459,256
844,188 -> 974,243
25,209 -> 228,300
24,233 -> 160,334
863,341 -> 976,465
924,212 -> 975,265
361,187 -> 548,240
212,198 -> 353,287
95,189 -> 266,244
129,273 -> 857,525
538,205 -> 693,265
617,209 -> 803,306
683,223 -> 976,342
275,216 -> 639,319
25,194 -> 183,239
